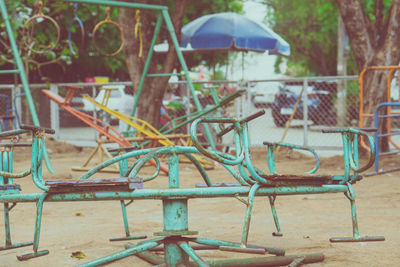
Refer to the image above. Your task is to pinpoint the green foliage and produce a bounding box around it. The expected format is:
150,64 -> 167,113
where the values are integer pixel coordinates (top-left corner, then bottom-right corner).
362,0 -> 392,22
1,0 -> 129,83
266,0 -> 395,77
346,80 -> 360,122
1,0 -> 243,83
266,0 -> 339,76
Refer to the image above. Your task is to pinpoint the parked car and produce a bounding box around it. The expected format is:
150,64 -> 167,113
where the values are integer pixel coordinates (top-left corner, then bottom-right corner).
251,82 -> 283,108
271,82 -> 337,127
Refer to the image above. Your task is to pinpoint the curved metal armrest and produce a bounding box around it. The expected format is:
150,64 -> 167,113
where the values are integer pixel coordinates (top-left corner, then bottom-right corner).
263,141 -> 320,174
191,111 -> 266,165
322,128 -> 375,173
191,117 -> 244,165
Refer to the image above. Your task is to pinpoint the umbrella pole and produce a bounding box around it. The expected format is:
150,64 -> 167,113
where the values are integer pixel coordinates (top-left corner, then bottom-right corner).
212,52 -> 216,79
225,51 -> 229,80
242,51 -> 244,80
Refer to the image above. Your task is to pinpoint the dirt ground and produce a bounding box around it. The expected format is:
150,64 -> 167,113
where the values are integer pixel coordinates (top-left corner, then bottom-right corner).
1,139 -> 399,266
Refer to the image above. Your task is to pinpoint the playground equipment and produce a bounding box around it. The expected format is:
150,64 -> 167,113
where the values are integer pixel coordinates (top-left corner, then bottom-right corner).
1,0 -> 219,175
359,66 -> 400,175
81,87 -> 214,168
359,66 -> 400,150
192,112 -> 384,244
0,93 -> 26,131
0,0 -> 54,173
11,93 -> 25,129
92,6 -> 125,57
68,3 -> 85,55
159,87 -> 244,136
79,86 -> 243,169
0,94 -> 16,131
0,110 -> 384,266
23,0 -> 61,54
42,85 -> 169,174
365,102 -> 400,176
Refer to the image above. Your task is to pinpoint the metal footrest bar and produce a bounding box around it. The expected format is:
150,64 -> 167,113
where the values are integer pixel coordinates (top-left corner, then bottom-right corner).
0,241 -> 33,251
219,245 -> 266,254
193,237 -> 285,256
272,232 -> 283,237
16,250 -> 49,261
206,253 -> 324,267
330,236 -> 385,243
109,235 -> 147,242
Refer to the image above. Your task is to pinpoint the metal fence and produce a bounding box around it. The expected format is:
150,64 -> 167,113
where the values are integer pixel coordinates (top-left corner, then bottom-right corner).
0,76 -> 359,155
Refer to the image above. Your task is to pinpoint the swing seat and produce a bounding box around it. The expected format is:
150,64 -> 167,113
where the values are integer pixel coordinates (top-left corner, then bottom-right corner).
45,177 -> 143,192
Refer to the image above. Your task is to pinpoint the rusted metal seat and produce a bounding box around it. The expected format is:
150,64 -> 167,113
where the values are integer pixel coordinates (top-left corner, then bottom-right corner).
45,177 -> 143,192
0,184 -> 21,192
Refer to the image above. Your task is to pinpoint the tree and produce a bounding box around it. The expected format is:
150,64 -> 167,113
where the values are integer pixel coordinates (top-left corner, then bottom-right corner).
1,0 -> 242,127
336,0 -> 400,151
265,0 -> 341,76
0,0 -> 130,83
118,0 -> 242,128
266,0 -> 400,151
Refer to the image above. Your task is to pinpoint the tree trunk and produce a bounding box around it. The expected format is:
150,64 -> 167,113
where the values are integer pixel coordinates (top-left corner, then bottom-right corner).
118,1 -> 188,128
336,0 -> 400,152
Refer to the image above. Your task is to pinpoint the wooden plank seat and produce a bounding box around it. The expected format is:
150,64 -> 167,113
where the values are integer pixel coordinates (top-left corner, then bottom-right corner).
45,177 -> 143,192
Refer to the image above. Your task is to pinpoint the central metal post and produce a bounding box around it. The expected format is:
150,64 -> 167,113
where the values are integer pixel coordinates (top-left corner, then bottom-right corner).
156,152 -> 193,266
163,199 -> 188,233
163,198 -> 189,266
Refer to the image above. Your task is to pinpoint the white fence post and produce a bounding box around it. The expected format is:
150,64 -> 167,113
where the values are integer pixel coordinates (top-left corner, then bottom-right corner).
302,79 -> 309,146
50,84 -> 60,140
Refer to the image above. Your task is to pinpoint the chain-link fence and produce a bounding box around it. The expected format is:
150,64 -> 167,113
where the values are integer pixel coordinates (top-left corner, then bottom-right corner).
0,76 -> 359,154
182,76 -> 359,155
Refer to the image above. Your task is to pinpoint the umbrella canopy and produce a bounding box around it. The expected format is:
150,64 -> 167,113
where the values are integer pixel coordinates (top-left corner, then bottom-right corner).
181,12 -> 290,56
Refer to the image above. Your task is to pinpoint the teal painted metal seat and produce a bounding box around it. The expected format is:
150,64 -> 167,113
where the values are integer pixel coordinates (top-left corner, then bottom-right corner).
190,111 -> 385,247
0,112 -> 384,266
0,125 -> 147,261
0,130 -> 35,254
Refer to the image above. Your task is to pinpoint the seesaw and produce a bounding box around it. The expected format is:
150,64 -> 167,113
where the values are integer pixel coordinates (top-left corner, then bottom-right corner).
42,86 -> 169,174
80,86 -> 215,169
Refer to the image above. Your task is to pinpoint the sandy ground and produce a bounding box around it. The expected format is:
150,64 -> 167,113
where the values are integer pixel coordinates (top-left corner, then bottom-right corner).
1,139 -> 399,267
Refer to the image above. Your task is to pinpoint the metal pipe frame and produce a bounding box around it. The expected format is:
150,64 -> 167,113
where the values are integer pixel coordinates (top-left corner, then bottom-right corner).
0,111 -> 384,265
